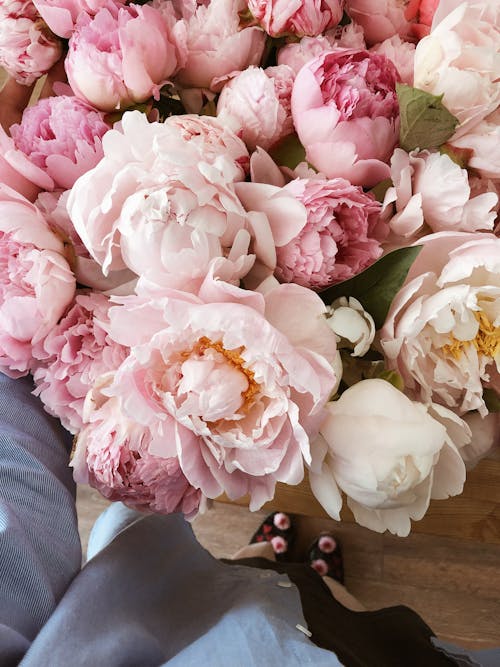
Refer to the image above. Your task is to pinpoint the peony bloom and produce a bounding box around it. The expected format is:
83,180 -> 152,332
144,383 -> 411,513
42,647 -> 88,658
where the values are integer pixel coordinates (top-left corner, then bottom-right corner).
380,232 -> 500,417
0,185 -> 75,377
32,291 -> 129,433
0,121 -> 54,201
10,95 -> 110,190
344,0 -> 412,45
0,3 -> 62,85
277,34 -> 336,74
100,274 -> 337,510
65,2 -> 186,111
72,377 -> 203,518
32,0 -> 127,38
370,35 -> 415,86
174,0 -> 266,90
236,176 -> 384,290
217,65 -> 295,152
325,296 -> 375,357
247,0 -> 344,38
310,379 -> 468,536
291,48 -> 400,187
67,111 -> 259,291
404,0 -> 439,38
448,109 -> 500,182
382,149 -> 498,240
414,1 -> 500,139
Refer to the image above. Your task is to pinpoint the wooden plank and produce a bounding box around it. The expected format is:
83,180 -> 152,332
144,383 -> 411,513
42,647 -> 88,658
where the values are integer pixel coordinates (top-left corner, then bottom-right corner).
220,457 -> 500,544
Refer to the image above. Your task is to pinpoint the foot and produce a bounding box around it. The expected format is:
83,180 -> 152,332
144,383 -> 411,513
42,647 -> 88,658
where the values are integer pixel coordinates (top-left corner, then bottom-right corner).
250,511 -> 295,561
307,533 -> 344,584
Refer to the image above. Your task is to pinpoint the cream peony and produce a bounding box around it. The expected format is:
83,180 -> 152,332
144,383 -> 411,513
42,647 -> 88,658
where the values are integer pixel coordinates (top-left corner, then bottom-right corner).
310,379 -> 467,536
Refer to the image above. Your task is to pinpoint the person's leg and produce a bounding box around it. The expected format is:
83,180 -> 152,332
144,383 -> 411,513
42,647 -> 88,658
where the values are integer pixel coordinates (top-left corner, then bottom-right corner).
0,375 -> 81,666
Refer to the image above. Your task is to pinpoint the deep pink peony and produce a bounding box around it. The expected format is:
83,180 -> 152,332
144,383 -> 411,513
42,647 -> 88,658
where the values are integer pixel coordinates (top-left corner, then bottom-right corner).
237,176 -> 384,289
291,48 -> 400,187
67,111 -> 260,291
0,4 -> 62,85
247,0 -> 344,38
32,0 -> 127,38
98,274 -> 337,510
217,65 -> 295,151
10,95 -> 110,190
174,0 -> 266,90
0,185 -> 75,377
32,291 -> 129,433
72,377 -> 203,518
65,1 -> 186,111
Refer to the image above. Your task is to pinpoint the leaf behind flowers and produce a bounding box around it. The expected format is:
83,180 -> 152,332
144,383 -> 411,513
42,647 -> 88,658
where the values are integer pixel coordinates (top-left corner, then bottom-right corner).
319,246 -> 422,329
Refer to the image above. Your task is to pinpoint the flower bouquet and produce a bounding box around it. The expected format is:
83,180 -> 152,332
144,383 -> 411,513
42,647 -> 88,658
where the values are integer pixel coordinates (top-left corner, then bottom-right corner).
0,0 -> 498,536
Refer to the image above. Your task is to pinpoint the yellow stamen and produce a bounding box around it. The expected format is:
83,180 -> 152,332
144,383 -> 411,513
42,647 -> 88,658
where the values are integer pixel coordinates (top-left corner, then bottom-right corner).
442,311 -> 500,360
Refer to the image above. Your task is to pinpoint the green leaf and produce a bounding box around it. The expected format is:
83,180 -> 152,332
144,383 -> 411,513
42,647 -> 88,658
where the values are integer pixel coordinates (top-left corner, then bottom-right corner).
319,246 -> 422,329
268,133 -> 306,169
369,178 -> 392,203
483,389 -> 500,413
397,83 -> 459,152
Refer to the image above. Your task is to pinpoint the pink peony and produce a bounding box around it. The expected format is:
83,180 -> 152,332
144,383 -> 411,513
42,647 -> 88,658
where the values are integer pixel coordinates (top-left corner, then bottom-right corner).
72,377 -> 203,518
217,65 -> 295,152
382,149 -> 498,240
247,0 -> 344,38
32,291 -> 129,433
65,2 -> 186,111
0,185 -> 75,377
100,274 -> 337,510
10,95 -> 110,190
67,111 -> 260,291
344,0 -> 412,45
0,121 -> 54,201
291,48 -> 400,187
277,34 -> 336,74
380,232 -> 500,417
370,35 -> 415,86
0,2 -> 62,85
36,190 -> 135,291
174,0 -> 266,90
236,176 -> 384,290
32,0 -> 127,38
404,0 -> 439,38
414,1 -> 500,139
448,110 -> 500,182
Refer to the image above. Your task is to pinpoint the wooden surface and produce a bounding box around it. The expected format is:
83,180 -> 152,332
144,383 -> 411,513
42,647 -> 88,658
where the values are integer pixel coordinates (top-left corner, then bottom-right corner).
221,456 -> 500,544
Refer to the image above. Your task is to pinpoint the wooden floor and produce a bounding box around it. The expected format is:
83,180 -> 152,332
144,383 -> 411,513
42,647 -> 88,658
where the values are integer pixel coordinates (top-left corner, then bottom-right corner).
77,485 -> 500,651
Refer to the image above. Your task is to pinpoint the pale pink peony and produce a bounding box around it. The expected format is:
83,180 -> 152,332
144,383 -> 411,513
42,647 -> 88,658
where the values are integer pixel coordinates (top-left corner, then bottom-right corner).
0,121 -> 54,201
382,149 -> 498,240
370,35 -> 415,86
10,95 -> 110,190
32,0 -> 127,38
174,0 -> 266,90
100,274 -> 337,510
0,6 -> 62,85
291,48 -> 400,187
217,65 -> 295,152
345,0 -> 412,45
65,2 -> 186,111
414,1 -> 500,139
32,291 -> 129,433
67,111 -> 259,291
448,110 -> 500,182
247,0 -> 344,38
277,34 -> 336,74
36,189 -> 135,291
380,232 -> 500,417
72,377 -> 203,518
310,379 -> 468,536
0,185 -> 75,377
236,176 -> 384,290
